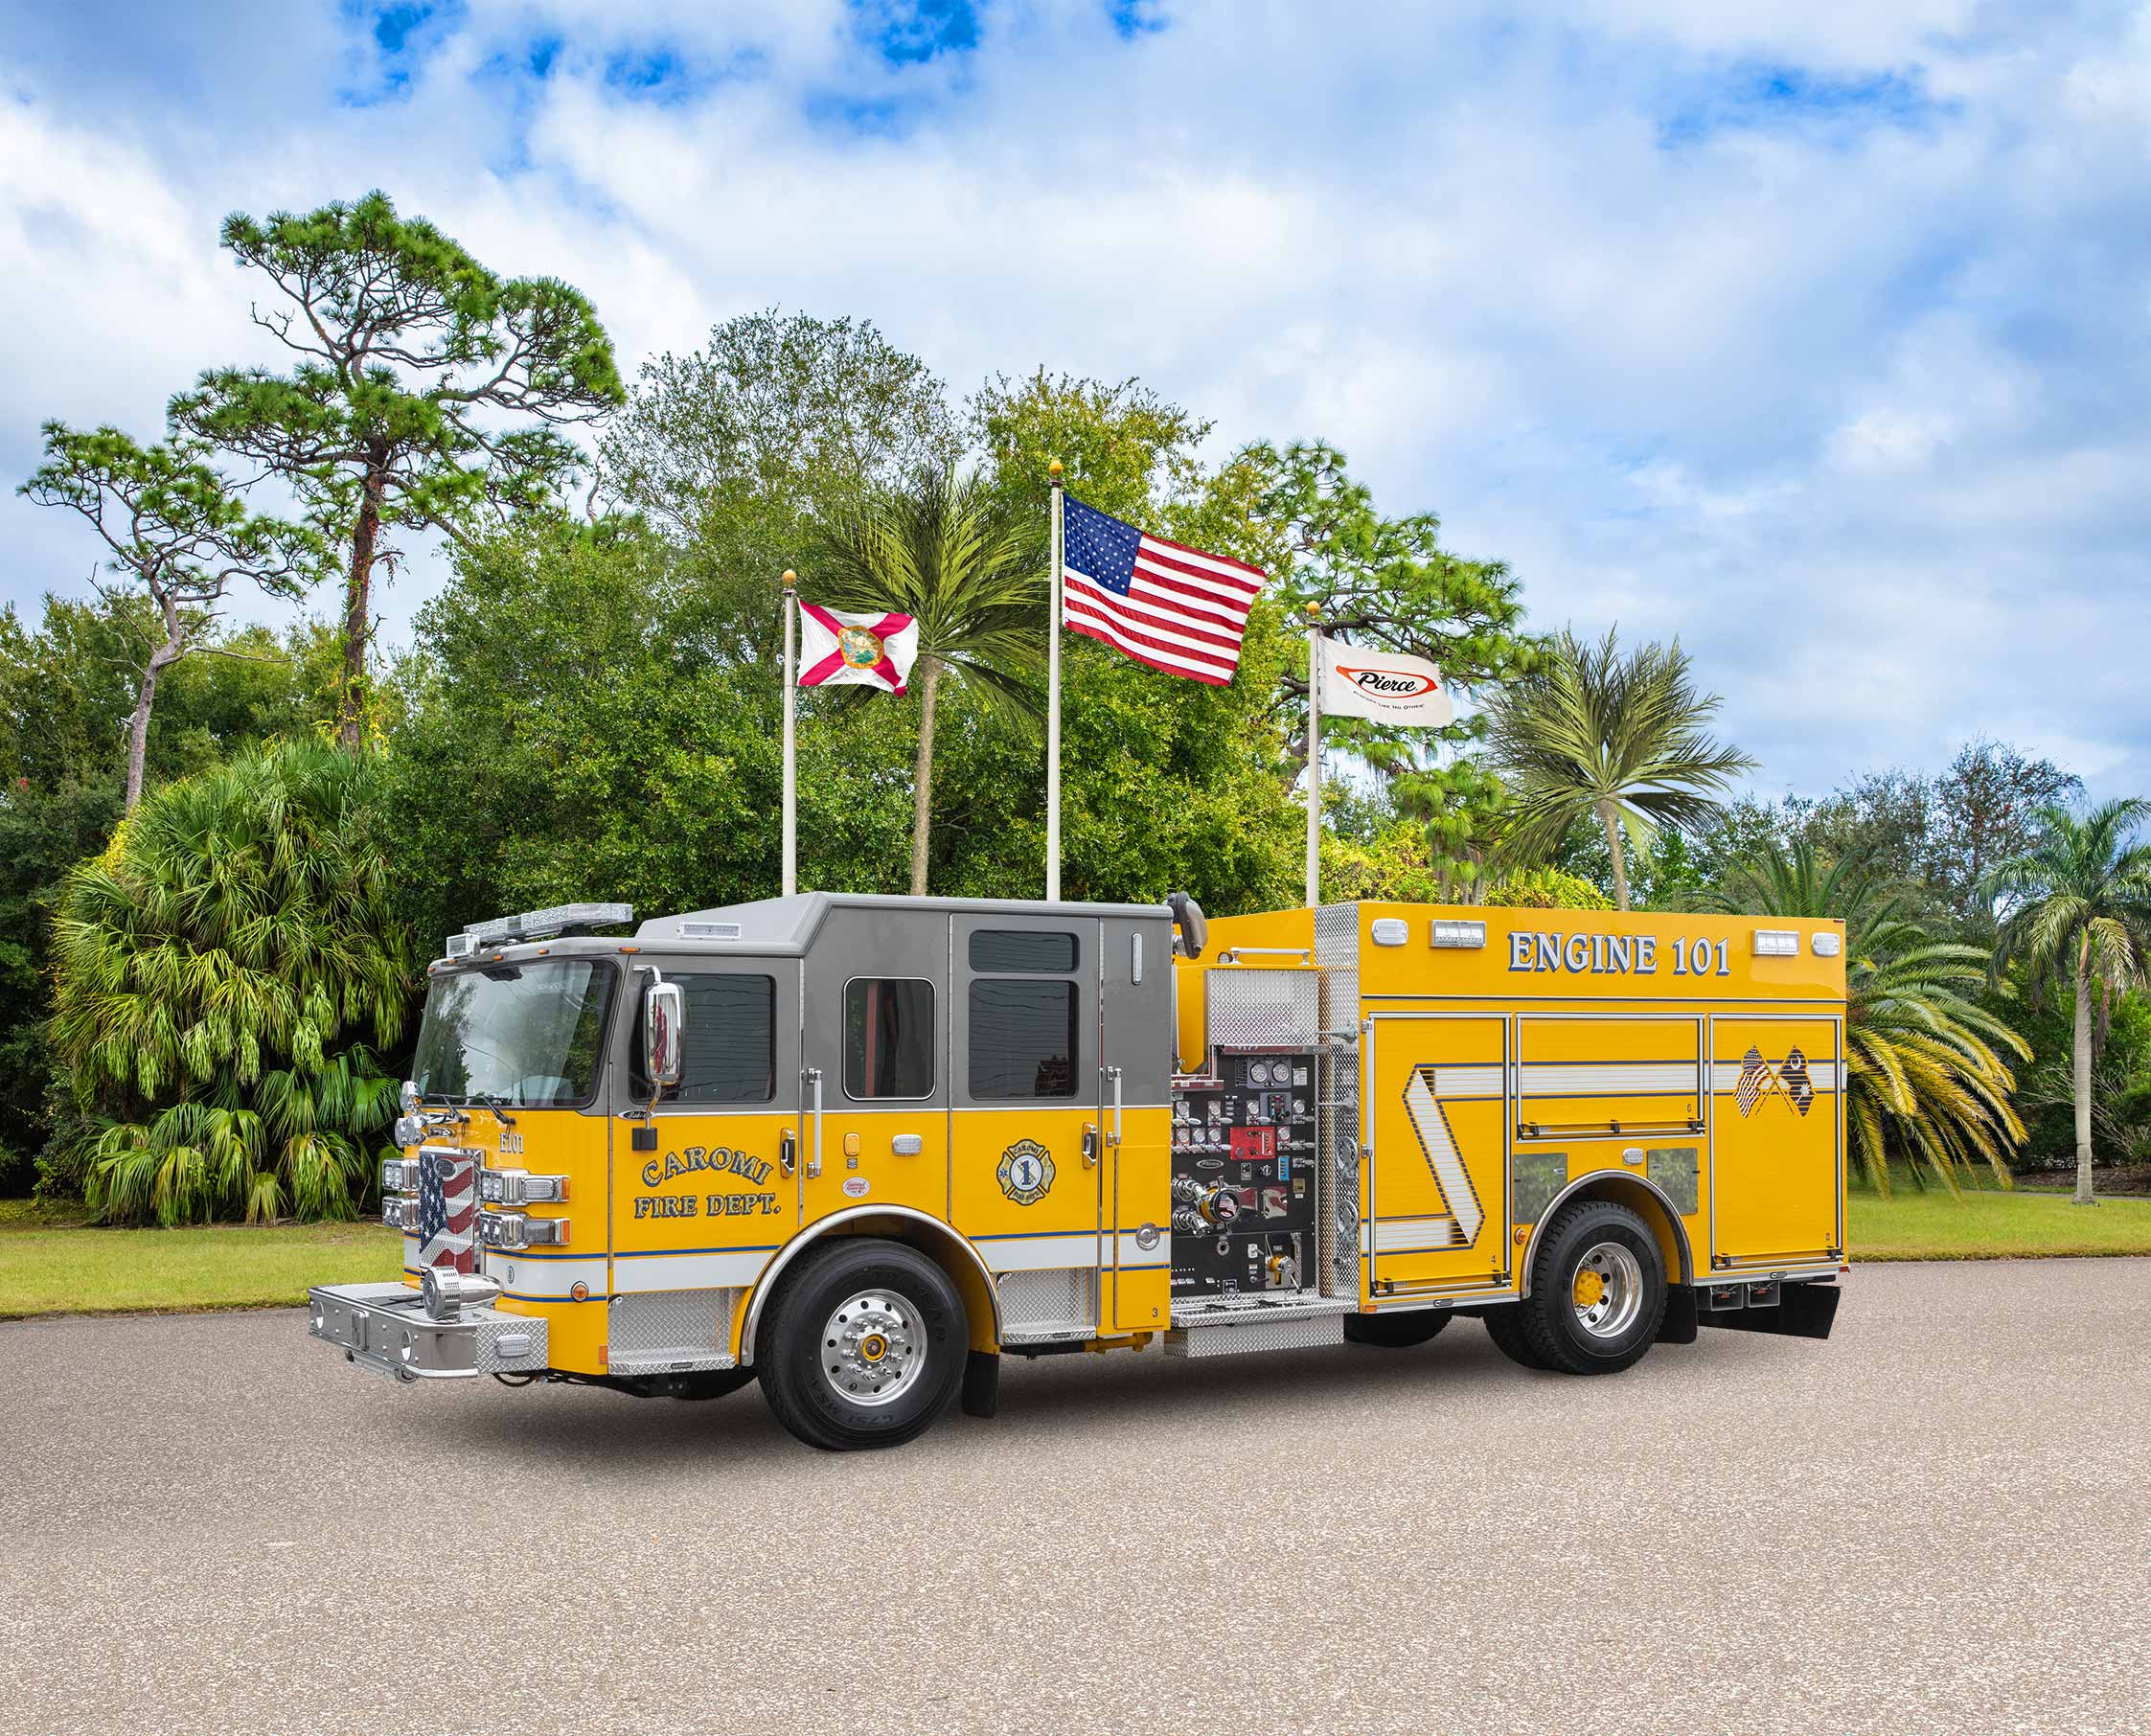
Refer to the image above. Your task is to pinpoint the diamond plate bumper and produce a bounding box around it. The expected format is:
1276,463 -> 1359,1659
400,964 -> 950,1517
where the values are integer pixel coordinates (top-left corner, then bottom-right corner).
308,1281 -> 549,1382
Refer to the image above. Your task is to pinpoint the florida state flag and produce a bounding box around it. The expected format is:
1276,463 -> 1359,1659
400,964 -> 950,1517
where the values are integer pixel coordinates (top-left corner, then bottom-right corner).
797,605 -> 920,695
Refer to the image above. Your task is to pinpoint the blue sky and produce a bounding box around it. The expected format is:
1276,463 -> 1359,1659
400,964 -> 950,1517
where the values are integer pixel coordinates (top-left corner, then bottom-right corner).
3,0 -> 2148,801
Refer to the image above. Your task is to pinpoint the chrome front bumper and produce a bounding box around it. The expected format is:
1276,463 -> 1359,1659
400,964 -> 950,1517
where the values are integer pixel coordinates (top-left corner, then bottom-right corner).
308,1282 -> 550,1382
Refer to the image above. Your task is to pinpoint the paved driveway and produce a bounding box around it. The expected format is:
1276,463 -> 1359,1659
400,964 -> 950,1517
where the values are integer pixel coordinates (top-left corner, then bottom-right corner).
2,1259 -> 2144,1735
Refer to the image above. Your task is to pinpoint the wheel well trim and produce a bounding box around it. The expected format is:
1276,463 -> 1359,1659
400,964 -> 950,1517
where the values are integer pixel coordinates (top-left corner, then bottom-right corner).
738,1205 -> 1002,1364
1520,1172 -> 1695,1296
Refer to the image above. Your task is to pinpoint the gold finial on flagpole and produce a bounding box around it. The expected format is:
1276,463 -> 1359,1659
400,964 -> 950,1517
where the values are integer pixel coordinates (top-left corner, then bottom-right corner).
1047,458 -> 1063,480
1306,602 -> 1320,621
782,569 -> 795,589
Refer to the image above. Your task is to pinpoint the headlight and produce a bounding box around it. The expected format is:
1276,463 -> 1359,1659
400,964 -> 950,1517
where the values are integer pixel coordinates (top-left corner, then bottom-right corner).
382,1198 -> 419,1231
477,1210 -> 568,1250
382,1156 -> 415,1193
479,1169 -> 567,1206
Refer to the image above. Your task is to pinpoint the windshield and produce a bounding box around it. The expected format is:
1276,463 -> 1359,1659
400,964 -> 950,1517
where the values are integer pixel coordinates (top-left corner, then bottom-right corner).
410,959 -> 617,1108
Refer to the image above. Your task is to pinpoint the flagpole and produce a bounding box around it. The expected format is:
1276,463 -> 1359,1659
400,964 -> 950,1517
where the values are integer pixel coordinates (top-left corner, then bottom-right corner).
1305,602 -> 1322,908
1045,458 -> 1064,903
781,569 -> 797,898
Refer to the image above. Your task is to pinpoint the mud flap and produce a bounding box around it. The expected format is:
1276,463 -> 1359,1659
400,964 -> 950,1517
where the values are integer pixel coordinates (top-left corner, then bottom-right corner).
1657,1286 -> 1700,1345
1698,1281 -> 1841,1340
961,1350 -> 1000,1418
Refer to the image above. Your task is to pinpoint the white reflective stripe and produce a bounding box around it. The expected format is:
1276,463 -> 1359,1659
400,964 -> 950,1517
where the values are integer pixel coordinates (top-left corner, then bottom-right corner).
482,1251 -> 610,1298
1519,1062 -> 1700,1095
1430,1064 -> 1503,1097
1112,1231 -> 1166,1267
1402,1066 -> 1484,1243
1371,1214 -> 1463,1253
977,1234 -> 1098,1272
612,1249 -> 772,1291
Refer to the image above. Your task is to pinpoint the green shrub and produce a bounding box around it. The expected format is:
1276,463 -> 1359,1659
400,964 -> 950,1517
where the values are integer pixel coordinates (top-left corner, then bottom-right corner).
48,742 -> 411,1223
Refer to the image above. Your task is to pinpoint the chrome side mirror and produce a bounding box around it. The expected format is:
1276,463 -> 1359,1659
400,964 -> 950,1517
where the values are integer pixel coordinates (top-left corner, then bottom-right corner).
643,979 -> 684,1091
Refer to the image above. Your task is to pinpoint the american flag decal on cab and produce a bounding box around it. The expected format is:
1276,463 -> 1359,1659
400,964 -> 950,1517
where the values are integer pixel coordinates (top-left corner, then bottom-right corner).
418,1148 -> 477,1273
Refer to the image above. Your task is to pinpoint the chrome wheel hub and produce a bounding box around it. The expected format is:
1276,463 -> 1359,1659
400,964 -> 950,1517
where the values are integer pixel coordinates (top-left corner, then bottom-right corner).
1570,1241 -> 1643,1339
820,1289 -> 927,1408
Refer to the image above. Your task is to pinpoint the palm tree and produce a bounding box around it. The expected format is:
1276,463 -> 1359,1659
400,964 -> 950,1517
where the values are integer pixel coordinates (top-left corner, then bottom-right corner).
1985,800 -> 2151,1205
1483,627 -> 1754,910
1707,839 -> 2027,1195
49,741 -> 410,1223
812,468 -> 1043,895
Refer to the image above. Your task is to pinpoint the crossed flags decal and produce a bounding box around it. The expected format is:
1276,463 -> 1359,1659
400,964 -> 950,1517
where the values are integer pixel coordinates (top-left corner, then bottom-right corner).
1735,1045 -> 1815,1118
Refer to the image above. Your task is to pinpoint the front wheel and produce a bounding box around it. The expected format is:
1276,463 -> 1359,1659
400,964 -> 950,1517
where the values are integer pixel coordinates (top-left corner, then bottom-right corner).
1515,1199 -> 1667,1376
757,1239 -> 966,1450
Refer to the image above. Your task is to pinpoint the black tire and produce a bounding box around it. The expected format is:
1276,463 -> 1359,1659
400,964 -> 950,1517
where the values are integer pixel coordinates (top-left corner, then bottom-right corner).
757,1238 -> 966,1451
1481,1303 -> 1553,1370
1343,1310 -> 1453,1348
1515,1199 -> 1667,1376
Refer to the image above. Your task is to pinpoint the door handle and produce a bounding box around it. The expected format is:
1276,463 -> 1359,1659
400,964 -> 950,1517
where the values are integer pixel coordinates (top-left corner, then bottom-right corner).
1081,1124 -> 1100,1168
805,1067 -> 824,1179
779,1130 -> 796,1177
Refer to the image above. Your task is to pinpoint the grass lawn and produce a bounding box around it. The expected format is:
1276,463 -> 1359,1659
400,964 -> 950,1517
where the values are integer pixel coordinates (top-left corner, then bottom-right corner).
0,1199 -> 402,1319
1849,1181 -> 2151,1261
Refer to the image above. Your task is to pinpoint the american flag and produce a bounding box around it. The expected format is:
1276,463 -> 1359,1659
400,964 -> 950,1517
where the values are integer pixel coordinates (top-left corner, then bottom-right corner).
418,1148 -> 476,1274
1061,493 -> 1264,685
1735,1045 -> 1772,1117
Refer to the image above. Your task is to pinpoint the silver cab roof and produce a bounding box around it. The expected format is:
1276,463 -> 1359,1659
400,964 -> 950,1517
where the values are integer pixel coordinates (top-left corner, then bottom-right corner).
635,891 -> 1172,957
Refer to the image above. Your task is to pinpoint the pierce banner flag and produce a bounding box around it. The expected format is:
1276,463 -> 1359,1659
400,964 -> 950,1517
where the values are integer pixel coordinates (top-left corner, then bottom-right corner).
1316,637 -> 1454,727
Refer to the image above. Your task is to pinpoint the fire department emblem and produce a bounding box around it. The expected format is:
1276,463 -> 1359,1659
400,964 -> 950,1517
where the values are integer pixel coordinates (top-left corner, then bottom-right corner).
997,1139 -> 1055,1205
837,624 -> 885,668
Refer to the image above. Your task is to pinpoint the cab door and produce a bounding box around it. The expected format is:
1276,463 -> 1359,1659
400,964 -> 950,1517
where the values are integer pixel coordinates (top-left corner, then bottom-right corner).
800,906 -> 950,1229
608,959 -> 800,1359
952,913 -> 1103,1338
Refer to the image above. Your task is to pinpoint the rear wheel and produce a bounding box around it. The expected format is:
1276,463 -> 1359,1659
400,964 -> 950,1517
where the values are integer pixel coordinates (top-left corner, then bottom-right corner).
1516,1199 -> 1667,1376
758,1239 -> 966,1450
1344,1310 -> 1452,1348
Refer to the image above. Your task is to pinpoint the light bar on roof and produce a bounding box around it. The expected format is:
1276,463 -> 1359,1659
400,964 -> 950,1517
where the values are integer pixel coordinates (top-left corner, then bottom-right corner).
457,902 -> 635,950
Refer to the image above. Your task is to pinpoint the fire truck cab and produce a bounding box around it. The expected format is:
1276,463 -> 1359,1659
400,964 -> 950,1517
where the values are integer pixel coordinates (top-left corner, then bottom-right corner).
309,892 -> 1848,1450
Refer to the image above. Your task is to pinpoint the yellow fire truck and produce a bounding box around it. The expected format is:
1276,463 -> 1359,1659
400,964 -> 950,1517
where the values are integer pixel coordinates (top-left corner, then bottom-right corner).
309,892 -> 1848,1450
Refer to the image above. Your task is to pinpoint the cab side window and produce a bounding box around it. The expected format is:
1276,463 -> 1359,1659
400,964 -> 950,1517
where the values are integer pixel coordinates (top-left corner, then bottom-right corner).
969,930 -> 1080,1100
845,978 -> 935,1100
639,973 -> 775,1104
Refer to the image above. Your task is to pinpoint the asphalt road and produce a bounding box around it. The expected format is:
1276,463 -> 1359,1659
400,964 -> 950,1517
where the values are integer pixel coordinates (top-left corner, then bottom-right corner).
3,1260 -> 2145,1736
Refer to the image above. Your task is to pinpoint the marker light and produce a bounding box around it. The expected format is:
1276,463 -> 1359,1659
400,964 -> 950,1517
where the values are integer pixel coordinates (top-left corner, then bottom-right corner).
1812,932 -> 1842,957
1369,919 -> 1408,947
1752,929 -> 1800,957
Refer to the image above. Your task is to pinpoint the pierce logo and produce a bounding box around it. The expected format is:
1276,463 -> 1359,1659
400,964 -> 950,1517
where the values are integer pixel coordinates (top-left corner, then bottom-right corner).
1336,665 -> 1440,698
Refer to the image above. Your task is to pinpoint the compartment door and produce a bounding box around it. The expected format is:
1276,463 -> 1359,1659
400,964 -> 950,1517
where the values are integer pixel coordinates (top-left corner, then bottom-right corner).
1366,1014 -> 1510,1293
1709,1016 -> 1842,1267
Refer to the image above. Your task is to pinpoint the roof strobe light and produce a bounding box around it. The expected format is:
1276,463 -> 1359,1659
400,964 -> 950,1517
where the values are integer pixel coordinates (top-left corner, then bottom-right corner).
462,902 -> 635,948
1752,928 -> 1799,957
1430,919 -> 1487,949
